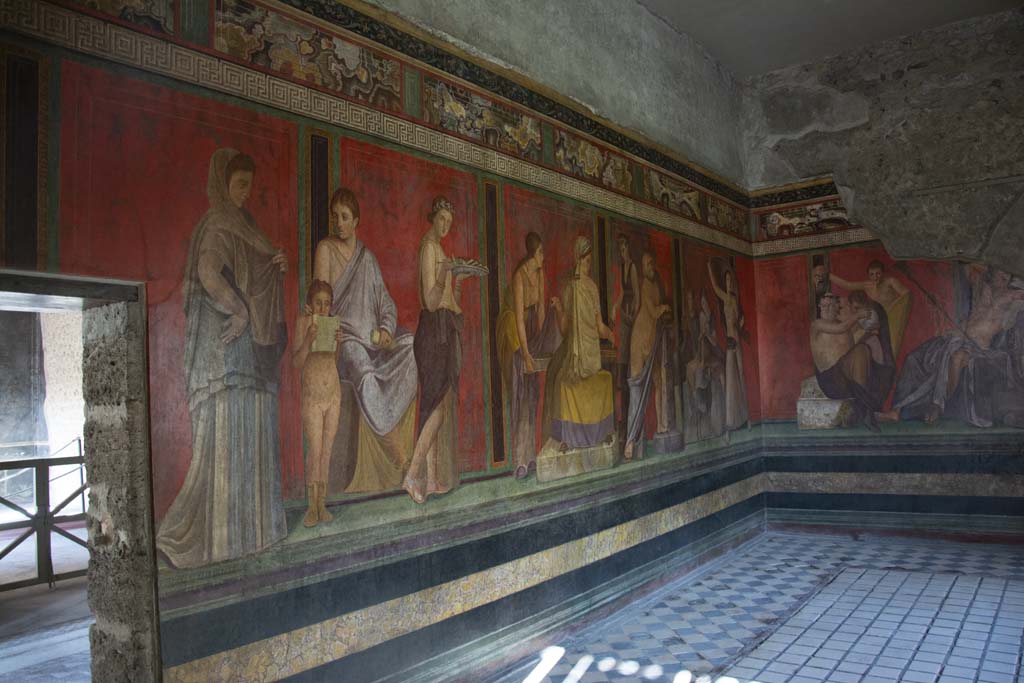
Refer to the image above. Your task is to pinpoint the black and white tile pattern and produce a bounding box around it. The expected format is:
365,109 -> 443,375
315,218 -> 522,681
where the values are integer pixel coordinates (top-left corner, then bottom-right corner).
491,533 -> 1024,683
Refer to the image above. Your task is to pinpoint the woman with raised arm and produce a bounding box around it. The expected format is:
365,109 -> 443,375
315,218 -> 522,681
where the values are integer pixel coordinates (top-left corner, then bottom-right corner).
707,261 -> 749,433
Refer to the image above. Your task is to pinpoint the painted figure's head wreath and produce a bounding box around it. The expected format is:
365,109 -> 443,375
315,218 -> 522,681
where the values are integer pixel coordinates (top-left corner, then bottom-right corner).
428,196 -> 454,222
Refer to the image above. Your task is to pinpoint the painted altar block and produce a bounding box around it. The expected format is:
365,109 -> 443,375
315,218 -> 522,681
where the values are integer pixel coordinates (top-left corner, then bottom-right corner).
796,376 -> 853,429
653,430 -> 684,453
536,436 -> 618,483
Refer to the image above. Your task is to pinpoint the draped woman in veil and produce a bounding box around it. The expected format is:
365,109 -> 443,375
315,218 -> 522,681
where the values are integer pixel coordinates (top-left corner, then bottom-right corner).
157,149 -> 289,568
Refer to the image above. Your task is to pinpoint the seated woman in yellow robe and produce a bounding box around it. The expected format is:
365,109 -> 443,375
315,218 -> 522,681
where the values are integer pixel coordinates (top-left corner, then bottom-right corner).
542,236 -> 615,450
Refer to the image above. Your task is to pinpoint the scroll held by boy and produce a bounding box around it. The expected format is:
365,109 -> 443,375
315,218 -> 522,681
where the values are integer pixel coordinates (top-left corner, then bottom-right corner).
312,314 -> 341,353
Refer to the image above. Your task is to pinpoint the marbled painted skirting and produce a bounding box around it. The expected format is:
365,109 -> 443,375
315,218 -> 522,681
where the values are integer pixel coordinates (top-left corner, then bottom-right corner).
769,472 -> 1024,498
162,465 -> 1024,681
163,474 -> 768,682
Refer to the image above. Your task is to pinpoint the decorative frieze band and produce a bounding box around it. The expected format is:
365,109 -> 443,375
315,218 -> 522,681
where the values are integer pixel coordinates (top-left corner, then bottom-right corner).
751,226 -> 876,257
0,0 -> 752,254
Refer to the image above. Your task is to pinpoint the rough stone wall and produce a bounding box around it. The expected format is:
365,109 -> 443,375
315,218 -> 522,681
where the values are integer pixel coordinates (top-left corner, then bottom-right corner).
82,301 -> 160,682
361,0 -> 746,182
742,8 -> 1024,274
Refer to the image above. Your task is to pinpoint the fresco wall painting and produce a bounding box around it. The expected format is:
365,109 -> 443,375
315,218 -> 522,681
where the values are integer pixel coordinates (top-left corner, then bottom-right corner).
753,243 -> 1024,433
70,0 -> 174,34
607,218 -> 684,458
499,185 -> 592,478
754,195 -> 853,241
57,60 -> 303,524
423,75 -> 541,160
640,167 -> 703,220
66,0 -> 759,247
10,1 -> 1024,680
679,242 -> 760,444
552,128 -> 634,196
215,0 -> 402,111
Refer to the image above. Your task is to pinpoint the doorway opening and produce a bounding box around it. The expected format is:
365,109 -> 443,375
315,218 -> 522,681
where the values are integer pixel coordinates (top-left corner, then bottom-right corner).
0,270 -> 156,682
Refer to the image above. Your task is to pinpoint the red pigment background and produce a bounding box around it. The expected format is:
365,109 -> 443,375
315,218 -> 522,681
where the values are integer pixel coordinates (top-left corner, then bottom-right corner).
755,247 -> 954,419
339,137 -> 487,471
681,242 -> 762,423
59,62 -> 302,516
502,185 -> 594,453
610,218 -> 681,437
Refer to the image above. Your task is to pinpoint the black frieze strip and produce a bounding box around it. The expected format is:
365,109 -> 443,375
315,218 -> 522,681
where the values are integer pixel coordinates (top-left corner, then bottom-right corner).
159,456 -> 763,665
484,181 -> 505,464
286,497 -> 765,682
768,493 -> 1024,516
765,452 -> 1024,475
309,134 -> 330,250
596,215 -> 609,321
673,238 -> 683,339
3,55 -> 39,269
750,181 -> 839,209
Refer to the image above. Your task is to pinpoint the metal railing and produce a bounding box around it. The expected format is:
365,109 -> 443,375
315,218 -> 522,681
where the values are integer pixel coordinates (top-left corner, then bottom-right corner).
0,438 -> 88,591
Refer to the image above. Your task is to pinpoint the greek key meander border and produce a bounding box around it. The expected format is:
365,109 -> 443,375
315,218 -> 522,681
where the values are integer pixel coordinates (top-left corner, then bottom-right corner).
0,0 -> 875,258
751,227 -> 876,257
2,0 -> 754,254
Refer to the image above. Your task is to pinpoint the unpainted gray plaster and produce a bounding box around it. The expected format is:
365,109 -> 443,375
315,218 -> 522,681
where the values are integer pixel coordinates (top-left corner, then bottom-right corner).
360,0 -> 746,183
638,0 -> 1022,78
743,7 -> 1024,274
362,1 -> 1022,274
82,301 -> 160,683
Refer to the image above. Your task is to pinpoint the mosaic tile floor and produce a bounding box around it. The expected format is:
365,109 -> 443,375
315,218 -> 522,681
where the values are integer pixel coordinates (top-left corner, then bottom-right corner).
724,569 -> 1023,683
491,533 -> 1024,683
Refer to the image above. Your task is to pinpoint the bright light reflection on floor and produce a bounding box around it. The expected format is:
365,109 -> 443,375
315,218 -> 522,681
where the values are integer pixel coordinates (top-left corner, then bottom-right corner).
521,646 -> 564,683
643,663 -> 664,679
520,648 -> 760,683
617,660 -> 640,675
562,654 -> 593,683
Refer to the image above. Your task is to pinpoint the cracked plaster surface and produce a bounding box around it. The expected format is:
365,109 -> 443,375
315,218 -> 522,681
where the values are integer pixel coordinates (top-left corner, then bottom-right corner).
744,7 -> 1024,273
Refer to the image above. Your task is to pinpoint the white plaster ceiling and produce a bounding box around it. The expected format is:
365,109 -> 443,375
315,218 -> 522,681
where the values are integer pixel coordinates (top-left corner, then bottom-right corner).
638,0 -> 1023,78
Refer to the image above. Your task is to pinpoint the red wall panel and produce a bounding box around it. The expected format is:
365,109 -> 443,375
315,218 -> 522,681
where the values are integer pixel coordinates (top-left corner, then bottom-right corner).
755,248 -> 955,419
502,185 -> 593,452
754,255 -> 811,419
682,242 -> 761,424
59,63 -> 302,516
610,218 -> 679,438
338,138 -> 487,471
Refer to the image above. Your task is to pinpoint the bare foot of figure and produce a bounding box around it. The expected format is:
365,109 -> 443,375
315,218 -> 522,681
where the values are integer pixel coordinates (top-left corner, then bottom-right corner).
559,441 -> 569,453
924,403 -> 941,425
876,410 -> 899,423
403,477 -> 426,504
624,442 -> 634,461
303,485 -> 319,528
514,465 -> 529,480
317,483 -> 333,523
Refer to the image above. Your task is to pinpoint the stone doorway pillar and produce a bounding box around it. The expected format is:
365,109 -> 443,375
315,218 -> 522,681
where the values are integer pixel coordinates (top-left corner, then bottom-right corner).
81,298 -> 161,681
